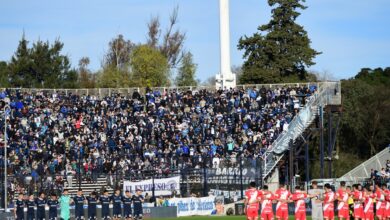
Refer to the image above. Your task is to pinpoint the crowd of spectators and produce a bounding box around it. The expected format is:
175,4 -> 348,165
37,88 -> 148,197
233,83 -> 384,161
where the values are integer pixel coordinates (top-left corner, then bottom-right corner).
0,85 -> 316,198
370,160 -> 390,185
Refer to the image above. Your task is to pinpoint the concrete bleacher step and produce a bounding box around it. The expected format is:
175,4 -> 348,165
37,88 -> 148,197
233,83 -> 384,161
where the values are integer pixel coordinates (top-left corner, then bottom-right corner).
13,176 -> 116,199
64,177 -> 115,196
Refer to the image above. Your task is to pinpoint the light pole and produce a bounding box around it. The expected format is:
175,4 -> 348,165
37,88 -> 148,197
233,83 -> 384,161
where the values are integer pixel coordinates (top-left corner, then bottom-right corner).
152,161 -> 156,207
79,146 -> 82,189
3,104 -> 10,212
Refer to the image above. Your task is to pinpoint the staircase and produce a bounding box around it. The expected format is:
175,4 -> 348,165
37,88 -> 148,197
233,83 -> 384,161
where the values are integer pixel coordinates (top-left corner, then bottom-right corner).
64,177 -> 115,196
338,147 -> 390,183
262,81 -> 341,182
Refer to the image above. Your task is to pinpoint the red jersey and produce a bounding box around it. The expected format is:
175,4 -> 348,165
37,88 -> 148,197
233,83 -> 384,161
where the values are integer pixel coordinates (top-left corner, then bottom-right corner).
352,190 -> 364,218
385,189 -> 390,218
336,188 -> 349,218
336,188 -> 349,210
323,191 -> 335,211
353,190 -> 363,203
375,189 -> 386,217
291,190 -> 307,213
245,188 -> 261,209
363,192 -> 376,214
376,189 -> 386,206
261,191 -> 274,214
385,189 -> 390,201
274,188 -> 291,211
352,190 -> 364,210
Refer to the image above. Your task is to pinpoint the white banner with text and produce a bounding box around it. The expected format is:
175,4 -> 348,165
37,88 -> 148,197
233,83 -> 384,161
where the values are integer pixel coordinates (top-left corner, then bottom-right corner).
167,196 -> 216,217
123,176 -> 180,196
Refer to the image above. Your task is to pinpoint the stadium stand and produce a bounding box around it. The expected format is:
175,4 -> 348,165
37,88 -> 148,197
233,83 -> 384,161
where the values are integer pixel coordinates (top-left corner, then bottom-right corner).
0,82 -> 340,200
338,146 -> 390,184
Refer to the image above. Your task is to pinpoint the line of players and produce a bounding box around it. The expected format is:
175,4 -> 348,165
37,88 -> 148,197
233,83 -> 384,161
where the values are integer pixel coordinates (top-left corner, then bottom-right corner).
244,181 -> 390,220
14,188 -> 144,220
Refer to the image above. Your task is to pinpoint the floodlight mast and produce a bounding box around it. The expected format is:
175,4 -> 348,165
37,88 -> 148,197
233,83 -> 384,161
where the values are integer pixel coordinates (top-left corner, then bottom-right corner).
216,0 -> 236,89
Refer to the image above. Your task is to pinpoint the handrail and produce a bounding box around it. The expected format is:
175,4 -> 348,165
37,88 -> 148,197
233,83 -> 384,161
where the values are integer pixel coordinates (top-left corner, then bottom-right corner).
338,147 -> 390,180
262,81 -> 341,179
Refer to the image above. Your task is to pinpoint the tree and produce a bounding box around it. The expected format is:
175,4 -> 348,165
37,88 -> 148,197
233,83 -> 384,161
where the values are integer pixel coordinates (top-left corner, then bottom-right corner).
7,35 -> 77,88
7,35 -> 32,87
78,57 -> 95,88
60,69 -> 79,88
340,69 -> 390,156
175,52 -> 197,87
130,45 -> 170,87
103,34 -> 134,70
98,34 -> 135,88
96,66 -> 131,88
146,6 -> 186,68
232,65 -> 243,83
238,0 -> 320,84
202,76 -> 216,87
310,70 -> 334,82
0,61 -> 9,87
355,67 -> 390,86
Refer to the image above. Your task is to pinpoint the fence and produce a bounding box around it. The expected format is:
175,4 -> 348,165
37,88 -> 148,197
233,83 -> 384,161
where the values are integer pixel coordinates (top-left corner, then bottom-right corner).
0,155 -> 265,207
1,81 -> 339,97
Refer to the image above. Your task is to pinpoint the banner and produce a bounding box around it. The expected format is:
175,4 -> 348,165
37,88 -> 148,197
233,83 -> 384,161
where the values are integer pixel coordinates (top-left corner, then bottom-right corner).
123,176 -> 180,196
209,189 -> 241,200
206,167 -> 258,185
167,196 -> 216,217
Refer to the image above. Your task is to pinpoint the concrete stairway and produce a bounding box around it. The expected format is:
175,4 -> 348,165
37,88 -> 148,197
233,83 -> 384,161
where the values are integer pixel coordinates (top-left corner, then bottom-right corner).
262,81 -> 341,183
64,176 -> 115,196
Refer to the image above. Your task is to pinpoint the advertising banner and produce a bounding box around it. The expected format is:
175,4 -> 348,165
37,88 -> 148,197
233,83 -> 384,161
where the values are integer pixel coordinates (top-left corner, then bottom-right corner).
167,196 -> 216,217
123,176 -> 180,196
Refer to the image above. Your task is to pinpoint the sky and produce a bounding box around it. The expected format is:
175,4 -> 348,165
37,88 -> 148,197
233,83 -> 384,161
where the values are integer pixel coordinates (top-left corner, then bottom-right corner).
0,0 -> 389,82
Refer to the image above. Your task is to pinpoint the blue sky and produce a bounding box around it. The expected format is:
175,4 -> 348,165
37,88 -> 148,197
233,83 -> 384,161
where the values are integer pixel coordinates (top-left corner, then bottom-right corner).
0,0 -> 389,81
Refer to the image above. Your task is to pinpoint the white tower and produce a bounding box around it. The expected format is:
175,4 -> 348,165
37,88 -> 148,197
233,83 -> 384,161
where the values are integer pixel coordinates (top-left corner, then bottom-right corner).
216,0 -> 236,89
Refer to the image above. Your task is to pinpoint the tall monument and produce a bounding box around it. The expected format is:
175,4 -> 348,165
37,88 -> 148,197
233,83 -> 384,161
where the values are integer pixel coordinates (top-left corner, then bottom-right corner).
216,0 -> 236,89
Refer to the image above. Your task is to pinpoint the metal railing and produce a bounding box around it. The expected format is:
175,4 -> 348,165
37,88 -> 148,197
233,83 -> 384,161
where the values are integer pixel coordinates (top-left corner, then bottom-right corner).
262,81 -> 341,179
1,81 -> 339,97
0,156 -> 264,207
338,146 -> 390,182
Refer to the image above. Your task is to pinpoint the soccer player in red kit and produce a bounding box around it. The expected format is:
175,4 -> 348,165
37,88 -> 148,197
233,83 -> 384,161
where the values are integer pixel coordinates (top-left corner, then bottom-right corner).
260,185 -> 274,220
375,184 -> 386,220
352,184 -> 364,220
382,184 -> 390,219
291,186 -> 308,220
244,182 -> 262,220
274,183 -> 290,220
363,186 -> 376,220
323,183 -> 336,220
337,181 -> 350,220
